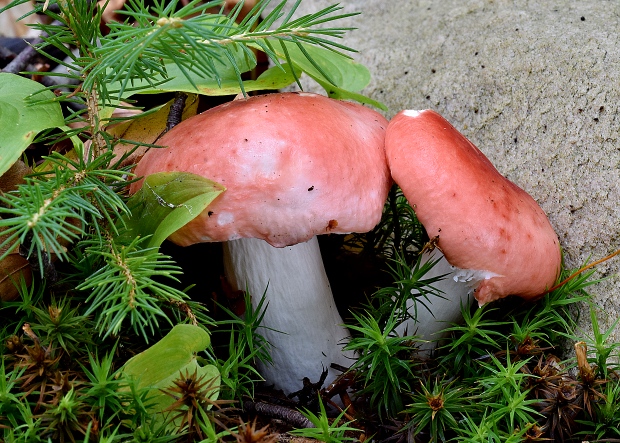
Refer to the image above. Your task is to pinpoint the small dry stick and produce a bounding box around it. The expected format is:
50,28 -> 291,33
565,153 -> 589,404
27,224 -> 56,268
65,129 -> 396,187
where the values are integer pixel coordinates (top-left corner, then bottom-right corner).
539,248 -> 620,296
243,401 -> 314,429
166,92 -> 188,132
2,36 -> 43,74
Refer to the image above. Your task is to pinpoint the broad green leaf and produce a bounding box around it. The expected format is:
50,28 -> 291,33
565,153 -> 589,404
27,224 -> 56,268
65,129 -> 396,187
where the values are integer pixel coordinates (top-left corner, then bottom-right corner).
0,73 -> 65,176
239,62 -> 303,93
123,171 -> 225,248
263,41 -> 387,110
111,61 -> 301,98
274,41 -> 371,92
121,324 -> 219,415
122,324 -> 211,386
105,41 -> 254,98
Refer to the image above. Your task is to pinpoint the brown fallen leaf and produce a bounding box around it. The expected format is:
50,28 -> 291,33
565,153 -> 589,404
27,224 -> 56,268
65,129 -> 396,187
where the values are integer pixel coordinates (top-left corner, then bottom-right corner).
0,231 -> 32,302
0,160 -> 33,193
108,93 -> 199,168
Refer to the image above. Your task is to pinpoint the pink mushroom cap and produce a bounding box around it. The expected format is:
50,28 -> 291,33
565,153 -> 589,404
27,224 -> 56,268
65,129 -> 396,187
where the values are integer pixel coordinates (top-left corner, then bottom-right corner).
130,92 -> 391,247
385,109 -> 561,304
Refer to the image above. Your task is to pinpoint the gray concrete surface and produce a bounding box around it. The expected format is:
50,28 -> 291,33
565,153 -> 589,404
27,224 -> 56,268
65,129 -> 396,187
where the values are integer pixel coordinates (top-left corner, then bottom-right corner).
274,0 -> 620,344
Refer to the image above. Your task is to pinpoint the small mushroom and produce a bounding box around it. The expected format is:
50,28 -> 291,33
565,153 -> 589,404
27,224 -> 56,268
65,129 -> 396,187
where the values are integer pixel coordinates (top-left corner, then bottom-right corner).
131,92 -> 391,393
385,109 -> 561,340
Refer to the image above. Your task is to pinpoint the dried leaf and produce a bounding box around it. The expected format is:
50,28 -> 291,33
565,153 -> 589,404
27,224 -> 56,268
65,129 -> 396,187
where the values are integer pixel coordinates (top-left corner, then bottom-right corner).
0,230 -> 31,302
109,94 -> 199,167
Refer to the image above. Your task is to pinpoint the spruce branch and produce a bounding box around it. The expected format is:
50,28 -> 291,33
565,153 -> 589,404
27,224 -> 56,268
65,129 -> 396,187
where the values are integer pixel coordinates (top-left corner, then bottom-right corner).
0,178 -> 94,276
0,147 -> 131,277
36,149 -> 130,235
85,0 -> 359,103
78,235 -> 188,340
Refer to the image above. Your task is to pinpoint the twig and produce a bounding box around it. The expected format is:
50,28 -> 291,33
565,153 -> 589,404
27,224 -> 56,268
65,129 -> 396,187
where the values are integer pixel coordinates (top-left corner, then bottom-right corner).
1,13 -> 77,74
244,400 -> 315,429
322,396 -> 356,422
165,92 -> 188,132
2,35 -> 43,74
322,364 -> 356,400
288,367 -> 328,408
0,44 -> 16,66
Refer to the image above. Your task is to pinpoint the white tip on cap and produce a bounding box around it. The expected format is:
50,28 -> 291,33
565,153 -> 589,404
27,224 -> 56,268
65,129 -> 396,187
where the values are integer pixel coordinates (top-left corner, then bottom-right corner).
402,109 -> 427,118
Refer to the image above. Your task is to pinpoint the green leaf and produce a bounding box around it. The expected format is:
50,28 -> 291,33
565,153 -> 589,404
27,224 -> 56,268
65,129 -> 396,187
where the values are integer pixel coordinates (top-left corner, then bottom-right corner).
276,41 -> 370,92
242,63 -> 304,93
122,171 -> 225,248
118,61 -> 301,97
0,73 -> 65,176
121,324 -> 219,415
105,41 -> 303,98
264,41 -> 387,110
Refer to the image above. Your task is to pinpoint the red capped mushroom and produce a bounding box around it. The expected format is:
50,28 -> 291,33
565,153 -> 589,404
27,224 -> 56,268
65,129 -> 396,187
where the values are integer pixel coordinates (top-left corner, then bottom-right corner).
131,92 -> 391,393
385,109 -> 561,339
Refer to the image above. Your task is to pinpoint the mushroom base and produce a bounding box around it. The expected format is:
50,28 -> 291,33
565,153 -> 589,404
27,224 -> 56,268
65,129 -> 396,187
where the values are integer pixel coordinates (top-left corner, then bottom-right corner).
223,236 -> 355,394
395,250 -> 491,351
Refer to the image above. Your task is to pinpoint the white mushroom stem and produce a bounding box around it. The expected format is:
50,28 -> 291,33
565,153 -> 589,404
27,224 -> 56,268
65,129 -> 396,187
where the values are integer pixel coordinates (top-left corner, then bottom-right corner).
222,236 -> 355,393
395,249 -> 498,352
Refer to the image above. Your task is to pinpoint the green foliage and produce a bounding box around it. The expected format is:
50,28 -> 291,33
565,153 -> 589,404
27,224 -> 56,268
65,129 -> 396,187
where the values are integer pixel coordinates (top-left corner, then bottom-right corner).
0,174 -> 93,274
116,61 -> 302,97
451,413 -> 532,443
81,347 -> 123,422
0,0 -> 382,342
578,302 -> 620,379
29,298 -> 92,354
442,305 -> 507,376
0,148 -> 129,277
120,324 -> 219,418
438,303 -> 509,376
344,312 -> 417,418
77,236 -> 190,339
270,41 -> 386,109
346,185 -> 426,262
577,381 -> 620,438
290,397 -> 360,443
403,377 -> 474,442
0,0 -> 385,437
80,0 -> 377,105
122,171 -> 225,249
0,73 -> 66,175
477,352 -> 541,429
0,279 -> 46,335
210,290 -> 272,400
39,388 -> 92,442
0,361 -> 24,430
371,251 -> 447,328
